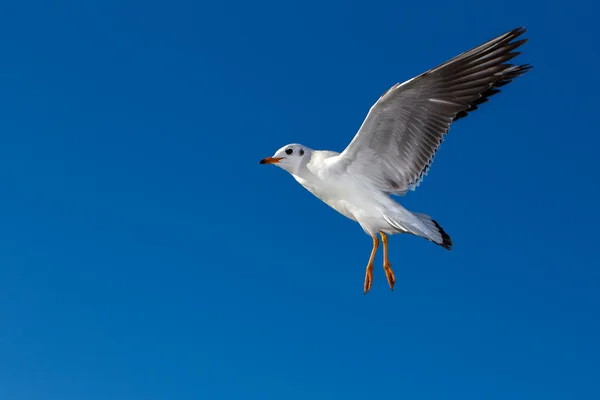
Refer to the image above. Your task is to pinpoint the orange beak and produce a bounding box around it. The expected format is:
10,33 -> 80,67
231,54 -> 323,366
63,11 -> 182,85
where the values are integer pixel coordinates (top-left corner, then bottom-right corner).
259,157 -> 283,165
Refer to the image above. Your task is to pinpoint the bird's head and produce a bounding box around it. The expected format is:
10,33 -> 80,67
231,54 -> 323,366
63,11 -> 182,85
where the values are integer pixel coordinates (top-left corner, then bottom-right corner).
259,143 -> 311,175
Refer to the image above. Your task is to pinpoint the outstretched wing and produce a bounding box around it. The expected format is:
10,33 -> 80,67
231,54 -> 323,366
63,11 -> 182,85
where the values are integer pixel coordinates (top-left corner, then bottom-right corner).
331,27 -> 531,195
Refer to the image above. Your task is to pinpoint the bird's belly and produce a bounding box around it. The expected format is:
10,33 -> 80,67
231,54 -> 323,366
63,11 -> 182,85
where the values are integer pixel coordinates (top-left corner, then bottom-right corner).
295,176 -> 386,223
311,188 -> 359,221
320,195 -> 360,222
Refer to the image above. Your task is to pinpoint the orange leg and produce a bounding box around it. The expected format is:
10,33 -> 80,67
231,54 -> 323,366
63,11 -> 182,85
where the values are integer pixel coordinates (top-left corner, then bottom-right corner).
363,236 -> 379,294
380,232 -> 396,291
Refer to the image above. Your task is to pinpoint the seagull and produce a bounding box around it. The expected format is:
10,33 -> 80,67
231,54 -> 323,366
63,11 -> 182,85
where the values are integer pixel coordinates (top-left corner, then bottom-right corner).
260,27 -> 531,294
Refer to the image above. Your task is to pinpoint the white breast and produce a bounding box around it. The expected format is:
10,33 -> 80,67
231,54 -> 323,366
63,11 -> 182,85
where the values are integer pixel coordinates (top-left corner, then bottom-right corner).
293,175 -> 359,222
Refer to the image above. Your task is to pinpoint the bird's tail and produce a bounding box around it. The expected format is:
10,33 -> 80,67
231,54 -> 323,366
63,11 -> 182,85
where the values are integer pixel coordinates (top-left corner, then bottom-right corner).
383,212 -> 453,250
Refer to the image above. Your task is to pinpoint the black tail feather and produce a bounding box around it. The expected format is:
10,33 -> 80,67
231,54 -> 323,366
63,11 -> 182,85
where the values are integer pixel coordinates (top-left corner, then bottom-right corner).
432,220 -> 453,250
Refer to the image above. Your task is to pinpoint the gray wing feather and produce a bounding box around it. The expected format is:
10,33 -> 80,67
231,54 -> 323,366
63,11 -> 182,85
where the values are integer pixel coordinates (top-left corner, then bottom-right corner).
332,27 -> 532,194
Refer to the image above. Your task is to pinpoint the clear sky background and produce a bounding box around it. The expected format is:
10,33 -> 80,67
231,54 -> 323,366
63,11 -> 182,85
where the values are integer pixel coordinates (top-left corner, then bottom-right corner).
1,1 -> 598,399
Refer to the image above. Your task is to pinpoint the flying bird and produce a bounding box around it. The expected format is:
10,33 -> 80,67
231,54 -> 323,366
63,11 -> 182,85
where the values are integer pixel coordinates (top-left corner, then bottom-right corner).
260,27 -> 531,294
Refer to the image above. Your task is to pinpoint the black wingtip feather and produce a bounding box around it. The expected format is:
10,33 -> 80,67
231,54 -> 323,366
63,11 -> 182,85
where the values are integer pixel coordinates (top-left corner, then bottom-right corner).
448,27 -> 532,123
432,220 -> 453,250
453,62 -> 532,122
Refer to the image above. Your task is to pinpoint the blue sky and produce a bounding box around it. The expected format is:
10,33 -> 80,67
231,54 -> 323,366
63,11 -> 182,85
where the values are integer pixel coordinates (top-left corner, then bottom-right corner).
1,1 -> 599,399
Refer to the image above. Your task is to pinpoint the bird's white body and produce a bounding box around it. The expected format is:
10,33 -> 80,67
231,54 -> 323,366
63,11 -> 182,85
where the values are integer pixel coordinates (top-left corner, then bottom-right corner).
291,150 -> 413,237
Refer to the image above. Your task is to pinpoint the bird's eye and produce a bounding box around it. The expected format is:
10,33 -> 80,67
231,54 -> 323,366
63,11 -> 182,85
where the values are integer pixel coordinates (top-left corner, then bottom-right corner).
299,149 -> 304,156
285,148 -> 293,155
